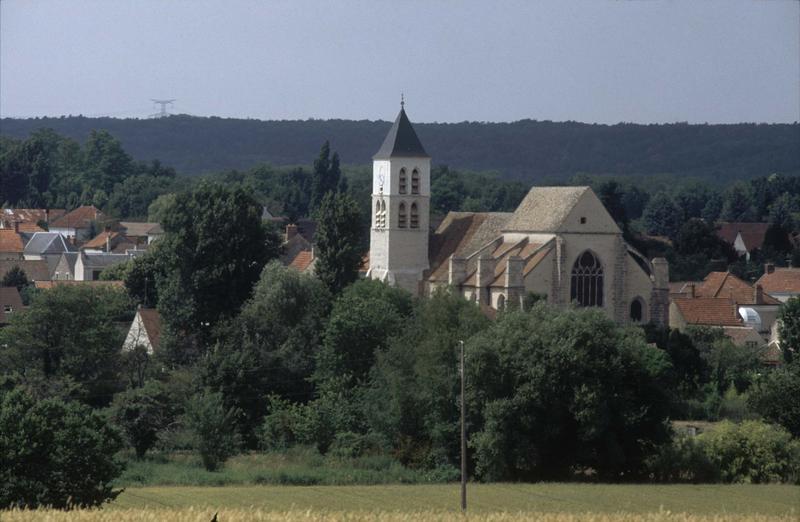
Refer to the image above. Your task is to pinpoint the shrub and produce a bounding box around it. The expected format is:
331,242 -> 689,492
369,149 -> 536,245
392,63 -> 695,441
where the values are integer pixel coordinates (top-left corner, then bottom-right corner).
0,387 -> 124,508
185,389 -> 241,471
748,362 -> 800,437
645,434 -> 718,483
699,420 -> 800,484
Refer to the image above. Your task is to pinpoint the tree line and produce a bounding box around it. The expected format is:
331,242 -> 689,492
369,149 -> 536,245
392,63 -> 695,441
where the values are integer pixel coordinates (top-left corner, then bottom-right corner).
2,115 -> 797,179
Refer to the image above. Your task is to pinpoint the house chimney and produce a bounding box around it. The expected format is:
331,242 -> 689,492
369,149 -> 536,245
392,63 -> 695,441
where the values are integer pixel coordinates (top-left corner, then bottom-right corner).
45,208 -> 50,223
754,284 -> 764,305
688,283 -> 695,298
13,221 -> 19,233
285,224 -> 298,242
764,263 -> 775,275
106,233 -> 111,253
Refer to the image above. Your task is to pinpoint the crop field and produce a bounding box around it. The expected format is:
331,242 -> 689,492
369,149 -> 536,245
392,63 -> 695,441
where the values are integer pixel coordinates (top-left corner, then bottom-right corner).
3,484 -> 797,521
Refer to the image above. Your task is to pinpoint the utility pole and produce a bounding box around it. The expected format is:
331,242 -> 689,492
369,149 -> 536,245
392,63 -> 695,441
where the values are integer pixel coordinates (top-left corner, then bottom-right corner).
459,339 -> 467,512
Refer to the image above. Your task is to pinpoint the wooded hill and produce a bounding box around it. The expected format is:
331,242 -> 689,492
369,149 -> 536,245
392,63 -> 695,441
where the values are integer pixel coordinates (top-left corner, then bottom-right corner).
1,115 -> 798,180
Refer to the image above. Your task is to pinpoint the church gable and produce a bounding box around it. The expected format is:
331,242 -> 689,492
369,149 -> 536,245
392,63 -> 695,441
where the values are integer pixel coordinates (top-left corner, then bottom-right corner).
559,189 -> 621,234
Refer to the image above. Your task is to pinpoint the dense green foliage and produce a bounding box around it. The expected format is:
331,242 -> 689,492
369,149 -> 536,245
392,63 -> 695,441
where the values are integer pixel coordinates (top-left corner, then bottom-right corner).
778,297 -> 800,363
154,182 -> 282,362
2,116 -> 798,180
0,387 -> 124,508
109,381 -> 174,459
0,285 -> 132,406
466,305 -> 672,481
313,191 -> 364,294
748,362 -> 800,437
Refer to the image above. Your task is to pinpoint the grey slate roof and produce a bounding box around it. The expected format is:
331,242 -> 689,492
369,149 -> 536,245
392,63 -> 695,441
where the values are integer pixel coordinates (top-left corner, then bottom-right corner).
24,232 -> 73,256
82,252 -> 130,268
373,108 -> 430,159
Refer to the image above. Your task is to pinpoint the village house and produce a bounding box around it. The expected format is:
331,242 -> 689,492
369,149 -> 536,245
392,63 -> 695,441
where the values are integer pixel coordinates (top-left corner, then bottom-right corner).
756,264 -> 800,303
0,223 -> 26,260
0,287 -> 24,326
74,252 -> 136,281
366,105 -> 670,325
122,308 -> 162,354
48,205 -> 107,241
716,222 -> 772,260
23,231 -> 74,261
81,229 -> 139,254
118,221 -> 164,245
0,208 -> 65,229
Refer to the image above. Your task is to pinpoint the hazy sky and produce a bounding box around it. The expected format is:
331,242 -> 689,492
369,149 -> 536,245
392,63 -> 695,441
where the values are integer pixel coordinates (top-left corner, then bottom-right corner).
1,0 -> 798,123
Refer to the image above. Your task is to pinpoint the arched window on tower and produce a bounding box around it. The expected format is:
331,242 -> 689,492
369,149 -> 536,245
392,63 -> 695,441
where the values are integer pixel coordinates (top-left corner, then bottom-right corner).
379,200 -> 386,228
410,202 -> 419,229
374,200 -> 381,227
398,202 -> 407,228
630,298 -> 644,323
399,168 -> 407,194
570,251 -> 604,307
411,169 -> 420,194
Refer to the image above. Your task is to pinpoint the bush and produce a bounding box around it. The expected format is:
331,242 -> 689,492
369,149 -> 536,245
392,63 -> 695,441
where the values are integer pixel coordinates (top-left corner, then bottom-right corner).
645,434 -> 718,483
699,420 -> 800,484
0,387 -> 124,508
185,389 -> 241,471
748,362 -> 800,437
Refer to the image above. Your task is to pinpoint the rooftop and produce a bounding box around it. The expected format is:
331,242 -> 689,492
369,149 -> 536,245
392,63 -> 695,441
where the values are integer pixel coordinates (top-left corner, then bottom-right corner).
373,107 -> 429,160
756,267 -> 800,295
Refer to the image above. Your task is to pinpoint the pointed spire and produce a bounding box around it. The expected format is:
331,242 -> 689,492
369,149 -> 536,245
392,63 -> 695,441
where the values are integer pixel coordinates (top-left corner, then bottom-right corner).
373,105 -> 429,160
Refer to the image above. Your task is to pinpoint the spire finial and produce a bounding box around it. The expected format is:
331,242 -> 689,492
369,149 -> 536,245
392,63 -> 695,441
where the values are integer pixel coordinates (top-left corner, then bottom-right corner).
400,93 -> 404,109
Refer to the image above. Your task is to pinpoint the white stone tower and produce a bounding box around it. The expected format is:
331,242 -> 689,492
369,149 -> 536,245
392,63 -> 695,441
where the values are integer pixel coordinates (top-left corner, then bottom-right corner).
367,102 -> 430,295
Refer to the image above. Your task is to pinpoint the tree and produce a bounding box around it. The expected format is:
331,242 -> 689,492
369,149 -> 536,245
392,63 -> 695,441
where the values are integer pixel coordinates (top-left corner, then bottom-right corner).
366,289 -> 491,470
155,182 -> 281,360
466,305 -> 672,481
109,381 -> 174,458
748,362 -> 800,437
0,387 -> 124,508
123,250 -> 163,308
204,261 -> 331,445
643,192 -> 682,238
778,297 -> 800,363
185,389 -> 241,471
314,191 -> 364,294
674,219 -> 735,259
0,285 -> 132,406
721,182 -> 756,222
315,279 -> 413,388
687,327 -> 762,393
82,129 -> 135,195
1,265 -> 29,292
310,141 -> 341,212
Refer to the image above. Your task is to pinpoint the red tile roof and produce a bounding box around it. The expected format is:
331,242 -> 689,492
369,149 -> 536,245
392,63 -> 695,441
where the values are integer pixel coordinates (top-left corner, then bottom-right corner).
288,250 -> 314,272
138,308 -> 162,350
756,268 -> 800,295
716,222 -> 770,252
81,230 -> 134,251
673,297 -> 742,327
0,208 -> 66,225
0,230 -> 25,253
49,206 -> 105,230
696,271 -> 780,305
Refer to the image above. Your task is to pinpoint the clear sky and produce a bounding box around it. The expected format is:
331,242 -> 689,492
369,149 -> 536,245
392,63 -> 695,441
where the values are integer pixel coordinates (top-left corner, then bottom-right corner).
1,0 -> 798,124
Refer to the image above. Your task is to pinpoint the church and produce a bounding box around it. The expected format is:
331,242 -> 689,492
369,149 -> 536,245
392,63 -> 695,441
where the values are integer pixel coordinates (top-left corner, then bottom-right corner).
366,105 -> 670,326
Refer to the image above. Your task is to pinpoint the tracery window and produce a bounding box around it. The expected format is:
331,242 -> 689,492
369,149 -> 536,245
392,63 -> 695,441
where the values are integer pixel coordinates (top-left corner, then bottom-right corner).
399,168 -> 407,194
411,169 -> 420,194
375,200 -> 381,227
410,202 -> 419,229
398,202 -> 407,228
630,298 -> 644,323
570,251 -> 603,307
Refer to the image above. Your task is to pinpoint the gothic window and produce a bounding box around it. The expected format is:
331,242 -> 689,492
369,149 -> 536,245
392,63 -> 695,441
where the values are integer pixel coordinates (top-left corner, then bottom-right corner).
398,202 -> 407,228
570,251 -> 604,307
410,202 -> 419,229
630,298 -> 643,323
375,200 -> 381,227
411,169 -> 420,194
399,168 -> 407,194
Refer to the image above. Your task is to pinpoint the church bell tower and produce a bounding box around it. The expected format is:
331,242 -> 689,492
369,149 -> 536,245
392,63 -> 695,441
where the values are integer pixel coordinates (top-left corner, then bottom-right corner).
367,101 -> 430,295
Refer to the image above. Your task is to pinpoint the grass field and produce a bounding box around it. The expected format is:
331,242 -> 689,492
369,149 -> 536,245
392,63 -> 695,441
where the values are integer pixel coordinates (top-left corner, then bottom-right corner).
107,484 -> 798,515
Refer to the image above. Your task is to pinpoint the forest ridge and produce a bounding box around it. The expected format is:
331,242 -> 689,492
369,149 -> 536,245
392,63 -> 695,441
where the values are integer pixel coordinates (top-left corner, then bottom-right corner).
2,115 -> 798,180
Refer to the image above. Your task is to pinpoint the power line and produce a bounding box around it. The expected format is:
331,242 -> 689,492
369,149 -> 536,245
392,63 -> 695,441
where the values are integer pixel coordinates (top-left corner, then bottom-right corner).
150,99 -> 176,118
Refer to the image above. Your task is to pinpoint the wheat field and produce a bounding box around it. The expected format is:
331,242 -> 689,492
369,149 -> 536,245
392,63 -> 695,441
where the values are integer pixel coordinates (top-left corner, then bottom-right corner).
1,509 -> 798,522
